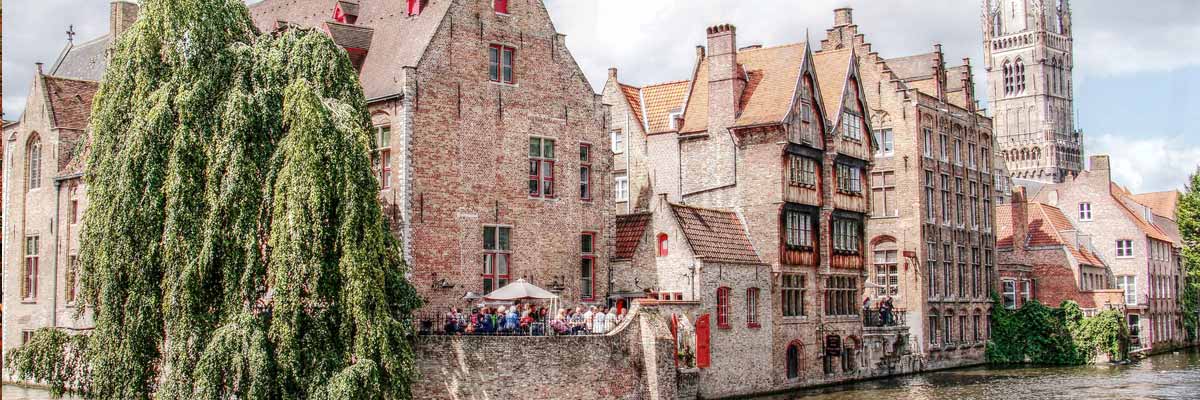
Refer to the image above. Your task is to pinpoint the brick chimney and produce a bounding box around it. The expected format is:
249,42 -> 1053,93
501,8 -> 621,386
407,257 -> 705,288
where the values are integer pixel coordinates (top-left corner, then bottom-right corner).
834,8 -> 854,27
608,67 -> 618,81
1010,186 -> 1030,252
1089,154 -> 1111,183
706,24 -> 742,132
110,0 -> 140,39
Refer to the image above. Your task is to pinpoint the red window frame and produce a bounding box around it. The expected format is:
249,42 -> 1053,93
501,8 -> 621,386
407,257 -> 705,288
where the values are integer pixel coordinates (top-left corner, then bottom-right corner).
716,287 -> 731,329
746,287 -> 761,328
657,233 -> 669,257
529,138 -> 555,198
489,44 -> 516,84
23,236 -> 39,300
483,226 -> 512,293
407,0 -> 424,16
580,144 -> 592,201
494,0 -> 509,14
581,232 -> 596,301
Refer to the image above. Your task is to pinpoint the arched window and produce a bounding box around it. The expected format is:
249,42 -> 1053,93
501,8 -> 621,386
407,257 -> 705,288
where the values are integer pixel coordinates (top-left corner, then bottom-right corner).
716,287 -> 731,329
26,134 -> 42,190
786,342 -> 802,379
1002,61 -> 1013,96
1014,59 -> 1026,94
872,240 -> 898,296
657,233 -> 669,257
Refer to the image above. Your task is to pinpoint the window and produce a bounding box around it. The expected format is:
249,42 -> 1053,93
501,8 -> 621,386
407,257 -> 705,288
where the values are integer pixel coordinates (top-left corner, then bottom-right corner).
956,178 -> 965,226
1079,203 -> 1092,221
784,210 -> 813,249
923,128 -> 934,158
716,287 -> 732,329
372,126 -> 391,189
1015,60 -> 1026,94
928,242 -> 939,298
941,174 -> 952,224
841,343 -> 856,373
959,315 -> 967,343
954,139 -> 963,165
842,112 -> 863,140
925,171 -> 936,222
1002,280 -> 1016,309
789,82 -> 817,144
746,288 -> 761,328
833,219 -> 861,254
789,156 -> 818,187
1119,276 -> 1137,305
483,226 -> 512,293
969,182 -> 979,228
874,129 -> 894,157
958,247 -> 967,297
944,315 -> 954,344
615,175 -> 628,202
786,343 -> 802,379
968,143 -> 977,169
1003,60 -> 1013,96
406,0 -> 425,15
1020,280 -> 1031,305
22,236 -> 39,300
581,233 -> 595,301
611,130 -> 624,154
579,144 -> 592,201
1128,314 -> 1141,339
874,249 -> 899,296
824,276 -> 858,316
929,315 -> 940,345
27,136 -> 42,190
1116,240 -> 1133,258
488,44 -> 515,84
529,137 -> 555,198
982,147 -> 990,170
943,244 -> 952,296
973,315 -> 982,342
871,172 -> 897,218
657,233 -> 669,257
782,274 -> 807,317
493,0 -> 509,14
66,255 -> 79,305
940,134 -> 949,161
972,248 -> 981,297
836,163 -> 862,194
983,187 -> 993,230
21,330 -> 35,345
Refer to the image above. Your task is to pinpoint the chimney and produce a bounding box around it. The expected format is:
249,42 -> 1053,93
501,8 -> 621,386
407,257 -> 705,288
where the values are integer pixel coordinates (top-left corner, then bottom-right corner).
608,67 -> 618,81
1010,187 -> 1029,252
110,0 -> 140,39
35,62 -> 44,76
706,24 -> 741,131
1089,154 -> 1111,182
834,8 -> 854,27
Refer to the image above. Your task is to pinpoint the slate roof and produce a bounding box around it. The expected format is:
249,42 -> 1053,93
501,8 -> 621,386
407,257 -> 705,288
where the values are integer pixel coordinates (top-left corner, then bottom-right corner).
614,212 -> 652,260
249,0 -> 452,100
49,36 -> 112,82
680,43 -> 807,134
325,21 -> 374,51
670,204 -> 761,264
884,52 -> 938,81
1131,190 -> 1180,221
43,76 -> 100,131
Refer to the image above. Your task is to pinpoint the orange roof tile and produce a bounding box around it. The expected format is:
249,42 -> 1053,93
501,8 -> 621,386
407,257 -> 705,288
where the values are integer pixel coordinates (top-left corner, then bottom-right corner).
1111,183 -> 1173,242
812,49 -> 852,120
620,84 -> 645,129
615,213 -> 652,260
995,204 -> 1014,249
1131,190 -> 1180,221
680,43 -> 807,134
642,81 -> 689,134
670,204 -> 762,264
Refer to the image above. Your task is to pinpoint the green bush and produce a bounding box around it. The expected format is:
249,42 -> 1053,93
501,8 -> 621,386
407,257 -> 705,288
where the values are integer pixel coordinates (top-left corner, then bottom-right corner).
986,297 -> 1126,365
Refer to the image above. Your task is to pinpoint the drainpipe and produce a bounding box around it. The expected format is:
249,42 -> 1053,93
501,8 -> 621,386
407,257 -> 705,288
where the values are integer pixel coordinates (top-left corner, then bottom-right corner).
51,179 -> 62,329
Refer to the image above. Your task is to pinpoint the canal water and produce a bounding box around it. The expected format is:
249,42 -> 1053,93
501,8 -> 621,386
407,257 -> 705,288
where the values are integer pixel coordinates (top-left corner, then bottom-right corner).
4,348 -> 1198,399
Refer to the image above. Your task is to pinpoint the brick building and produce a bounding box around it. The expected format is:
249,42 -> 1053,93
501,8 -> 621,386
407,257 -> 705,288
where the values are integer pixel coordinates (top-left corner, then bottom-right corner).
600,71 -> 687,215
1019,155 -> 1185,352
819,8 -> 997,369
995,187 -> 1123,313
983,0 -> 1084,183
3,0 -> 615,356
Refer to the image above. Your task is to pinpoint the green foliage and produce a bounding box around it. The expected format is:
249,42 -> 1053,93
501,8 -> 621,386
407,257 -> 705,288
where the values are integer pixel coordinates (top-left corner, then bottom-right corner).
986,299 -> 1126,365
5,0 -> 421,398
3,329 -> 90,398
1180,167 -> 1200,341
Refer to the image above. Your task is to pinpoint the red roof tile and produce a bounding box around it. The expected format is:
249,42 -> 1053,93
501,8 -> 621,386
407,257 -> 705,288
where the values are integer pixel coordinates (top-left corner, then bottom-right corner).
680,43 -> 807,134
641,81 -> 689,134
619,84 -> 645,128
615,213 -> 652,260
812,49 -> 852,119
995,204 -> 1014,249
670,204 -> 761,264
43,76 -> 99,131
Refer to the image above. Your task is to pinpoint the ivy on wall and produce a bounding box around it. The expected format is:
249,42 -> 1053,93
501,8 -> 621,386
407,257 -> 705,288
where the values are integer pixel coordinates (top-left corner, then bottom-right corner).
3,0 -> 421,399
986,297 -> 1127,365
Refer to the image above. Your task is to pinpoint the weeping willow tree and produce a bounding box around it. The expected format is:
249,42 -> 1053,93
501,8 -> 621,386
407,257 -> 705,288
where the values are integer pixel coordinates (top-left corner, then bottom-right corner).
4,0 -> 422,398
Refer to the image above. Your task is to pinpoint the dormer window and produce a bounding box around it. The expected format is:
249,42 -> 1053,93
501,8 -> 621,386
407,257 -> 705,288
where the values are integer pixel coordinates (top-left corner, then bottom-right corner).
494,0 -> 509,15
333,1 -> 358,24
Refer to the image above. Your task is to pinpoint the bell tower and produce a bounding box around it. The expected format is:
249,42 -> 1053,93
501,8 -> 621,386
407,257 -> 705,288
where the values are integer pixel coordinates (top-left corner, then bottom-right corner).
983,0 -> 1081,183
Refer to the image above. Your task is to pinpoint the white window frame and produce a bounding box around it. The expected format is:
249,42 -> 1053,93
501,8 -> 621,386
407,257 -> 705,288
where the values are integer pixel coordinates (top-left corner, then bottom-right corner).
1116,239 -> 1134,258
873,129 -> 894,157
1002,280 -> 1017,309
1118,275 -> 1137,305
615,176 -> 629,202
611,130 -> 624,154
1079,202 -> 1092,221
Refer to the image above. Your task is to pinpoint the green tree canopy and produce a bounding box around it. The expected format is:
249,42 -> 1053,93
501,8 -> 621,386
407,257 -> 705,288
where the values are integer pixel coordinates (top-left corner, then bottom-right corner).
4,0 -> 421,398
1179,168 -> 1200,341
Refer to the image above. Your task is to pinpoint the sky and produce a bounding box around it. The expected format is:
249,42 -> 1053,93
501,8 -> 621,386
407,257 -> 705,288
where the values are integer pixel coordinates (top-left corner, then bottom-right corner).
3,0 -> 1199,193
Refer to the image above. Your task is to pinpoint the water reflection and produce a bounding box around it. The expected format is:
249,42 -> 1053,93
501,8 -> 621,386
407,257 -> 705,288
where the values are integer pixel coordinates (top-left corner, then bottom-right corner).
3,349 -> 1197,399
761,348 -> 1200,400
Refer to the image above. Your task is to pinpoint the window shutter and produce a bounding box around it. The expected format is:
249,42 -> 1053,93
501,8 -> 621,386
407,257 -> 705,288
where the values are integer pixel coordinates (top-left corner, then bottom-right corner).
696,314 -> 711,369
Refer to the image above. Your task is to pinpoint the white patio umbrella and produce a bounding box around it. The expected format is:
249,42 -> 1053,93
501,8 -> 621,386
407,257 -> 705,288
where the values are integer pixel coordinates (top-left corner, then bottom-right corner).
483,279 -> 561,334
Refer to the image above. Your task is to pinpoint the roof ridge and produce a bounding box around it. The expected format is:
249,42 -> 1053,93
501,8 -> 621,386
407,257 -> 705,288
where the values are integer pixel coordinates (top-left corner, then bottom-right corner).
740,42 -> 806,53
643,79 -> 690,88
669,202 -> 734,214
42,75 -> 102,84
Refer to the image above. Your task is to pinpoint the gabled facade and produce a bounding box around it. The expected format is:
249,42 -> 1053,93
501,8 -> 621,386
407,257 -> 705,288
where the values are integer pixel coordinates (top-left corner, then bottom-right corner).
1025,155 -> 1184,351
820,8 -> 997,369
600,70 -> 688,214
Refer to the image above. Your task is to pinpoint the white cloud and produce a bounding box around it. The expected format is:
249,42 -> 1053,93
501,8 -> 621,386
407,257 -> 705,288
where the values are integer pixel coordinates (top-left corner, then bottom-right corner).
1086,133 -> 1200,193
1072,1 -> 1200,77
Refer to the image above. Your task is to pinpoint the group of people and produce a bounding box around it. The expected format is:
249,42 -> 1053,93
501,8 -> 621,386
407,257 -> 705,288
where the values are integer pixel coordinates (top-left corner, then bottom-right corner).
441,303 -> 627,336
864,295 -> 897,326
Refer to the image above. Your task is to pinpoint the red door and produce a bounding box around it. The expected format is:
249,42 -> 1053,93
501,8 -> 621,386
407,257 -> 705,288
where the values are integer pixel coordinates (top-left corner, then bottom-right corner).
696,314 -> 711,369
670,314 -> 680,367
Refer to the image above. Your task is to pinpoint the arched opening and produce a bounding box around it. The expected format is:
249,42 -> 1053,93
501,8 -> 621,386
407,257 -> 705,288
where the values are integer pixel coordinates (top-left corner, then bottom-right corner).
872,239 -> 898,297
26,133 -> 42,191
842,336 -> 861,373
786,341 -> 804,380
657,233 -> 669,257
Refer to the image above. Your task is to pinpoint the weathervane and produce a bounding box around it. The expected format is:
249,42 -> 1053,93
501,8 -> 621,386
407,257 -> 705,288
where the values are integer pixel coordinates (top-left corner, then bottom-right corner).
66,25 -> 76,43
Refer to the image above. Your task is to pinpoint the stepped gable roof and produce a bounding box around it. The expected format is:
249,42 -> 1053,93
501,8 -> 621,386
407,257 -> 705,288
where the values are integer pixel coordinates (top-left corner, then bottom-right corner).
1131,190 -> 1180,221
619,84 -> 645,128
1111,183 -> 1173,242
614,212 -> 652,260
945,65 -> 969,92
43,76 -> 100,131
669,204 -> 762,264
50,36 -> 112,82
812,48 -> 852,118
680,43 -> 807,134
641,80 -> 689,134
249,0 -> 452,100
884,52 -> 937,81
